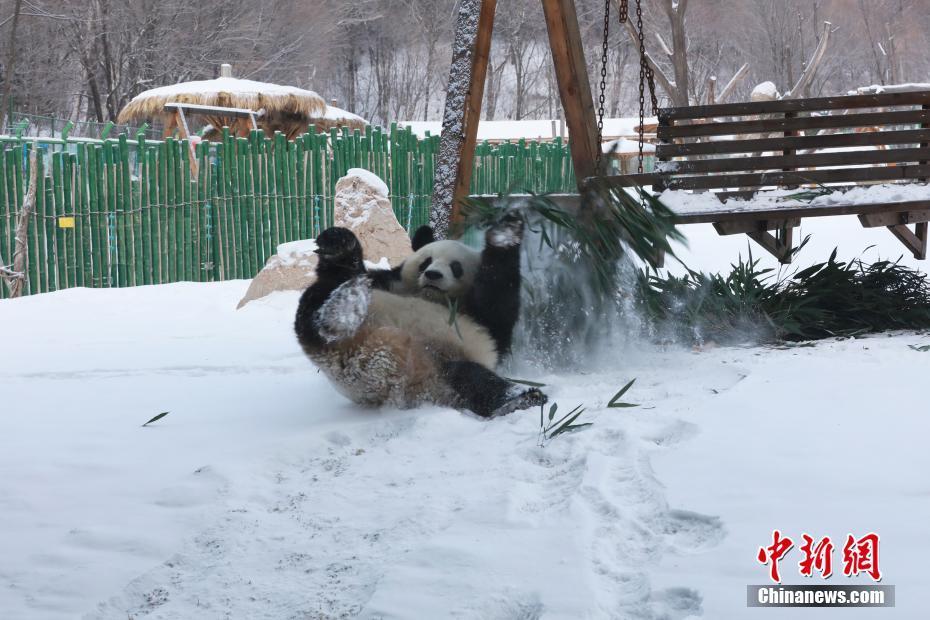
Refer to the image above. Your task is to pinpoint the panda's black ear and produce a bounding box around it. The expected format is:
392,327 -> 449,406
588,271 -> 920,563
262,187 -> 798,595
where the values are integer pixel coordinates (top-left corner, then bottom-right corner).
411,225 -> 436,251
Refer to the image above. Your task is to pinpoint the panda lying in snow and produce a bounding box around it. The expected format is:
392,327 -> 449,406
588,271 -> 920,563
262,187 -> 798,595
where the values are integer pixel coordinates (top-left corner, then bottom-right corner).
294,214 -> 546,417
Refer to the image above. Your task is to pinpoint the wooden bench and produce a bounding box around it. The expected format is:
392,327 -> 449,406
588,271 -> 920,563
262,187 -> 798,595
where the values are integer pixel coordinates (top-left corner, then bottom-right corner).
588,90 -> 930,263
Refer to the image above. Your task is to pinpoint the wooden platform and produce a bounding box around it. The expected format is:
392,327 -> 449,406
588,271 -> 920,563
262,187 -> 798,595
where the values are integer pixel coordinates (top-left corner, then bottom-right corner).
569,90 -> 930,263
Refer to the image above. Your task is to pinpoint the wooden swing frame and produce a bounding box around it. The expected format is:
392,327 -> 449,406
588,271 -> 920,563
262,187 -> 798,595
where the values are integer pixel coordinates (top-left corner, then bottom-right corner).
432,0 -> 929,263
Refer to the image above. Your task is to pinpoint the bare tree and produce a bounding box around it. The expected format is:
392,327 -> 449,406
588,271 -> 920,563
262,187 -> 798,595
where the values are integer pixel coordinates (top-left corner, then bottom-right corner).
0,0 -> 23,131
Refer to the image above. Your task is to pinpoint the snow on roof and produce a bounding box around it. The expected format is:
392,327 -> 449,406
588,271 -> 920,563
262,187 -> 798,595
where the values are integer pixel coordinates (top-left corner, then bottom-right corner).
399,117 -> 657,143
117,77 -> 326,124
127,77 -> 324,103
323,105 -> 366,125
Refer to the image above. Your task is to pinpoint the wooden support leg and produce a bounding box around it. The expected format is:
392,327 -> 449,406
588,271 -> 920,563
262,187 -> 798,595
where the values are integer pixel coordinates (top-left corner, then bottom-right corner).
541,0 -> 600,186
430,0 -> 497,239
858,212 -> 929,259
887,223 -> 928,259
713,219 -> 797,264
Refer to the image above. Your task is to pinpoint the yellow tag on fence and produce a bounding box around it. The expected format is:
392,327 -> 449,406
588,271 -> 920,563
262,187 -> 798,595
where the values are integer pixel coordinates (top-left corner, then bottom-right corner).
58,217 -> 75,229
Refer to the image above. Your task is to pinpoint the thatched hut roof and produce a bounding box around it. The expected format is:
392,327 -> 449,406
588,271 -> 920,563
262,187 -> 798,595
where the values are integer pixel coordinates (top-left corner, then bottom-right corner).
311,105 -> 368,132
117,77 -> 327,125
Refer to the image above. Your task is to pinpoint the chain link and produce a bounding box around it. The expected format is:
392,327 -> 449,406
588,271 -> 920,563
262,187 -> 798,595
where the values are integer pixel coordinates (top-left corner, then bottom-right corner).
595,0 -> 612,173
636,0 -> 647,176
618,0 -> 628,23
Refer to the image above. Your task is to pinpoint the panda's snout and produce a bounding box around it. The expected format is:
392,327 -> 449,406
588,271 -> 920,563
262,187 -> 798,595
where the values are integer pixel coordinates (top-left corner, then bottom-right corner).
423,270 -> 443,281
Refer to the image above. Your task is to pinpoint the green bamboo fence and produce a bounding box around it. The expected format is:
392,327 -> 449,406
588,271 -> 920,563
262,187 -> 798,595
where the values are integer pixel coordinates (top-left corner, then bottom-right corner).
0,124 -> 589,298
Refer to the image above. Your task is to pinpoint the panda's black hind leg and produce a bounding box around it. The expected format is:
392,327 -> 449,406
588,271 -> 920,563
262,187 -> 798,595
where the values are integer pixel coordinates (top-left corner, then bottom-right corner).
441,361 -> 547,418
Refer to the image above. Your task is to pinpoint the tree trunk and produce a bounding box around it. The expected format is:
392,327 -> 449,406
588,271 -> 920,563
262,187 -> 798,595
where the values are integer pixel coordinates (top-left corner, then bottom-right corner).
5,147 -> 38,298
0,0 -> 24,132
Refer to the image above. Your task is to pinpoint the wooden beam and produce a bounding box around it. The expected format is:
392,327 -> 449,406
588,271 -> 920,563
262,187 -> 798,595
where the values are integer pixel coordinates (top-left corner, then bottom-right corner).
542,0 -> 600,185
858,210 -> 930,228
887,224 -> 928,259
713,218 -> 800,235
430,0 -> 497,239
747,226 -> 795,264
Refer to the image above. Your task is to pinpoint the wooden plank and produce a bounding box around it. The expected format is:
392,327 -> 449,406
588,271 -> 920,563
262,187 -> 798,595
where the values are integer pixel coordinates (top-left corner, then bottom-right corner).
542,0 -> 600,184
673,200 -> 930,225
659,90 -> 930,121
713,218 -> 800,235
657,148 -> 930,175
916,222 -> 929,259
656,128 -> 930,158
660,164 -> 930,191
658,109 -> 930,139
858,210 -> 930,228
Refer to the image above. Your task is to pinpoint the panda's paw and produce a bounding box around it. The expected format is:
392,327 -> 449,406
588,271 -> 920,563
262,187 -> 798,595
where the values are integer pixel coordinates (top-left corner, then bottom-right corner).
314,276 -> 371,343
315,227 -> 362,265
490,385 -> 548,418
486,212 -> 524,249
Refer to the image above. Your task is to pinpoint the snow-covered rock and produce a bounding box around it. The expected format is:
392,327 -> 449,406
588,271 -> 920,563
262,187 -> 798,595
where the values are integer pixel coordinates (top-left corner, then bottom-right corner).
237,169 -> 409,308
333,168 -> 409,266
751,81 -> 780,102
235,240 -> 319,309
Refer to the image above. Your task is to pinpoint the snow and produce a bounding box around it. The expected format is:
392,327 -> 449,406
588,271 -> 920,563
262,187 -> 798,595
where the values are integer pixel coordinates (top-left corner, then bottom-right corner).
345,167 -> 389,198
267,238 -> 317,269
658,183 -> 930,216
126,77 -> 323,104
603,138 -> 656,154
853,82 -> 930,95
751,81 -> 779,101
323,105 -> 367,125
2,223 -> 930,617
276,238 -> 317,257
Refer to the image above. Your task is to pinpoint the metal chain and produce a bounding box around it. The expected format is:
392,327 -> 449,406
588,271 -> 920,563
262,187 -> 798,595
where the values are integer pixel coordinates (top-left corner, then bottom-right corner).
636,0 -> 647,176
595,0 -> 612,172
618,0 -> 628,22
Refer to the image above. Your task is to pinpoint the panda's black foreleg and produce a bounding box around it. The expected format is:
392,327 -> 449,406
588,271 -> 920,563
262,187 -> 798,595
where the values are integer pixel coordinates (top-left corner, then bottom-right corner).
464,214 -> 524,356
295,227 -> 369,348
441,361 -> 547,418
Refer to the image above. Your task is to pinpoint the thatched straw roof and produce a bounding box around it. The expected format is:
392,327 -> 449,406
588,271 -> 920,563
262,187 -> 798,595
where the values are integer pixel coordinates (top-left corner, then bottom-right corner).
117,77 -> 327,124
310,105 -> 368,132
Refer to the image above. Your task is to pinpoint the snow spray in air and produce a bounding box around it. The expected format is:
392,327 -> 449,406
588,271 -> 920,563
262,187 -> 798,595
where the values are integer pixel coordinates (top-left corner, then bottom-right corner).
507,219 -> 647,374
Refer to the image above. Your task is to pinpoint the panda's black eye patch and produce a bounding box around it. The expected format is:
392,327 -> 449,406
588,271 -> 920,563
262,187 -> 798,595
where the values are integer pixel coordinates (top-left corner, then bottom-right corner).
418,257 -> 433,273
450,261 -> 464,278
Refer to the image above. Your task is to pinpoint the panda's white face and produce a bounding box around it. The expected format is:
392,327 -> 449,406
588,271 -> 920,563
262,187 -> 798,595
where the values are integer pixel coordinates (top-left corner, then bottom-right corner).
399,240 -> 481,302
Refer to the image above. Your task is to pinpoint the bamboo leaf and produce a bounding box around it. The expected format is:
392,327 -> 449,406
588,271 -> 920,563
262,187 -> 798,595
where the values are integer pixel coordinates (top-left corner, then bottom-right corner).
142,411 -> 169,427
607,379 -> 638,408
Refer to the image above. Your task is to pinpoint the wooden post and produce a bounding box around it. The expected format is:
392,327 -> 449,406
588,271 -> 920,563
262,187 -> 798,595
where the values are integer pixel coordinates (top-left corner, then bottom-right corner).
430,0 -> 497,239
541,0 -> 601,186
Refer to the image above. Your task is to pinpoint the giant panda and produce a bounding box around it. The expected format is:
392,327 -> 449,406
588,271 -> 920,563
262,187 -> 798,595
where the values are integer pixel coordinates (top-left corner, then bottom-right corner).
367,212 -> 524,357
294,225 -> 546,418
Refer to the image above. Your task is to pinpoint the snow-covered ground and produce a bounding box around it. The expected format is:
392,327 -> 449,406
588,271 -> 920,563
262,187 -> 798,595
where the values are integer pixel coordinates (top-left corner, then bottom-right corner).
2,224 -> 928,619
